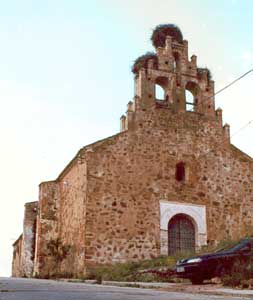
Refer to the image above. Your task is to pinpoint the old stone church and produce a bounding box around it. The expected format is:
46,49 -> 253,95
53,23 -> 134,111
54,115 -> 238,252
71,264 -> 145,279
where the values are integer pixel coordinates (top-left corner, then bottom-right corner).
12,24 -> 253,278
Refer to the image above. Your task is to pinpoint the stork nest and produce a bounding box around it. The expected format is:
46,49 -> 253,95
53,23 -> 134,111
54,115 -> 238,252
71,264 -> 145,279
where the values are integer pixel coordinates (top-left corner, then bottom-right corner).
197,67 -> 212,82
151,24 -> 183,48
131,52 -> 158,74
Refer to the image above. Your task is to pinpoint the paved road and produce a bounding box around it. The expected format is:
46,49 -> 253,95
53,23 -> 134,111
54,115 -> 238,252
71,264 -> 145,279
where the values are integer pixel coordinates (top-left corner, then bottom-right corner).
0,277 -> 252,300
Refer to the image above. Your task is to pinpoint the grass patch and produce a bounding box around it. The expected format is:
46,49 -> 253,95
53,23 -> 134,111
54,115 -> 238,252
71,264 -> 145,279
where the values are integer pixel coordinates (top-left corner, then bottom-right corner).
83,239 -> 252,284
84,252 -> 194,283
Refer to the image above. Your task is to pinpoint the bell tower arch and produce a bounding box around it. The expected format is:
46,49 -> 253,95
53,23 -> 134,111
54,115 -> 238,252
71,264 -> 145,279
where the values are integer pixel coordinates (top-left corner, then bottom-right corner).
120,24 -> 223,132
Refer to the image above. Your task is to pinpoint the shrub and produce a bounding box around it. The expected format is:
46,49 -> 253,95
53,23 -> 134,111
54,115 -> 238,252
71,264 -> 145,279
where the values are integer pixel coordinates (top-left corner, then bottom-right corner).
85,240 -> 252,285
46,238 -> 71,263
222,274 -> 243,287
40,238 -> 73,278
84,253 -> 195,283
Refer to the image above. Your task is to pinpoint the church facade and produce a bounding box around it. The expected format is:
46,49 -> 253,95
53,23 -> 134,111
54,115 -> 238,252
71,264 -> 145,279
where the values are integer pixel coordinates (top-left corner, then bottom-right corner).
12,25 -> 253,278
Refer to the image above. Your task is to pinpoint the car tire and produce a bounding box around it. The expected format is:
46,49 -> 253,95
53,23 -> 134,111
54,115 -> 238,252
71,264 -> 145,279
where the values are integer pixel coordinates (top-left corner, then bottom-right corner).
190,277 -> 204,285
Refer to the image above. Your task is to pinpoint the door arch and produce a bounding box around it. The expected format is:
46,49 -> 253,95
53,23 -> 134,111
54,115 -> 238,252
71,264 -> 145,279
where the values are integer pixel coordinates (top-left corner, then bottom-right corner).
168,214 -> 195,255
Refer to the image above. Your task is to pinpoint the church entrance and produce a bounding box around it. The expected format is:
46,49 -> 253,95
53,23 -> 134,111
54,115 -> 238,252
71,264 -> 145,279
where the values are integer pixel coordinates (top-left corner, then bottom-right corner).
168,214 -> 195,255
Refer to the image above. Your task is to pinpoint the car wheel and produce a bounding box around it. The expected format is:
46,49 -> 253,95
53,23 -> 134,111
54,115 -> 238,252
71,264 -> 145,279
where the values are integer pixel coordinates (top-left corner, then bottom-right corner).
190,277 -> 204,285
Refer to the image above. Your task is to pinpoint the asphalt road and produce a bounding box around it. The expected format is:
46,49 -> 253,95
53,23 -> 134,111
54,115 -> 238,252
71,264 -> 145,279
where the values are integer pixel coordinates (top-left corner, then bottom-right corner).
0,277 -> 252,300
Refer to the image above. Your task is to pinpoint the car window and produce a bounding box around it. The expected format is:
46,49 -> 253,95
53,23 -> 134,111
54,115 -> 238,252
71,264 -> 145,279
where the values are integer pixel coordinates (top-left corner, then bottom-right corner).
215,240 -> 251,253
242,242 -> 252,252
215,242 -> 239,253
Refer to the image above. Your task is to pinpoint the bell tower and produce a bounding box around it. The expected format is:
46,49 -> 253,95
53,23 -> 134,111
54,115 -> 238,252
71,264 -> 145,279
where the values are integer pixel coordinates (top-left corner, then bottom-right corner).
120,24 -> 219,132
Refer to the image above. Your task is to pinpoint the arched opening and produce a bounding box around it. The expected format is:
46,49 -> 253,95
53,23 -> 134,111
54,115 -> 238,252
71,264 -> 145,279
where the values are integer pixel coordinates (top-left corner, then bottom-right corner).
175,162 -> 185,182
185,81 -> 200,112
186,90 -> 194,111
155,84 -> 165,100
173,52 -> 180,71
155,76 -> 169,105
168,214 -> 195,255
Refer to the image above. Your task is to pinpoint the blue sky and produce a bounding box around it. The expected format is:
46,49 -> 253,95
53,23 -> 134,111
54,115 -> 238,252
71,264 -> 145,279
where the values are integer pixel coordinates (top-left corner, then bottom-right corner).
0,0 -> 253,276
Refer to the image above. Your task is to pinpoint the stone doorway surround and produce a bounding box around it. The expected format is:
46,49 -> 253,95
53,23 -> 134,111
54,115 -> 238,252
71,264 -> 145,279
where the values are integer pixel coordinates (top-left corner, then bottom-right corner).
160,200 -> 207,255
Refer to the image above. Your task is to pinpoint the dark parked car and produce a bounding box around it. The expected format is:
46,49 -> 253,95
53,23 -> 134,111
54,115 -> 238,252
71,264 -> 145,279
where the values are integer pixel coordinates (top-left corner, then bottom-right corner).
176,238 -> 253,284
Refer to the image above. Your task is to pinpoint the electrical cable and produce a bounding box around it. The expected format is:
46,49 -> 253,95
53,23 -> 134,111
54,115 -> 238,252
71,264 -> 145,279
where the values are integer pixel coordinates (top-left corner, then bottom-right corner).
190,68 -> 253,111
214,69 -> 253,97
231,119 -> 253,138
198,119 -> 253,159
189,68 -> 253,159
187,68 -> 252,157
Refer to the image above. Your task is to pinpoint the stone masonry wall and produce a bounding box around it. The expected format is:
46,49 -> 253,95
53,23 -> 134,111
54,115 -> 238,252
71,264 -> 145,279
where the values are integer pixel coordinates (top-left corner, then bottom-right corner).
21,201 -> 38,277
12,234 -> 23,277
57,155 -> 87,277
34,155 -> 87,278
33,181 -> 59,277
84,108 -> 253,265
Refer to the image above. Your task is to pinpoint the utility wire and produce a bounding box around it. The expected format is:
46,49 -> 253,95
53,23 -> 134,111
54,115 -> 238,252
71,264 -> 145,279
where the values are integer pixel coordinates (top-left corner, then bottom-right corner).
190,68 -> 253,111
214,68 -> 253,97
192,68 -> 253,158
198,119 -> 253,159
231,119 -> 253,138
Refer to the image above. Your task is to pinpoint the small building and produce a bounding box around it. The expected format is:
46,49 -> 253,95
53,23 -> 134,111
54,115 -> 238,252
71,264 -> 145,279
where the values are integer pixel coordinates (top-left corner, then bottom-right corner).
12,24 -> 253,278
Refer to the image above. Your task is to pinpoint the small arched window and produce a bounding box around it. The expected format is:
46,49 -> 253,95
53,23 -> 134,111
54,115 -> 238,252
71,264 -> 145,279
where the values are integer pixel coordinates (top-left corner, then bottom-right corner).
185,81 -> 200,112
155,84 -> 165,100
186,90 -> 194,111
175,162 -> 185,182
173,52 -> 180,71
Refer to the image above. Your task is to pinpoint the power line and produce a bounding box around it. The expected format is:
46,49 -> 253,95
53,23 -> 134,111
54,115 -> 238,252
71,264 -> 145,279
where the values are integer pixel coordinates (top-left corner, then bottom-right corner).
196,68 -> 253,158
190,68 -> 253,111
231,119 -> 253,138
198,118 -> 253,159
214,68 -> 253,97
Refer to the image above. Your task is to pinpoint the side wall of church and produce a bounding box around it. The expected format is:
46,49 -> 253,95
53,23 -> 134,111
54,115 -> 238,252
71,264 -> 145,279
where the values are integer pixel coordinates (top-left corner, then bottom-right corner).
57,156 -> 87,277
34,181 -> 59,277
21,201 -> 38,277
12,201 -> 38,277
12,235 -> 23,277
207,145 -> 253,241
34,156 -> 88,278
84,109 -> 253,265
